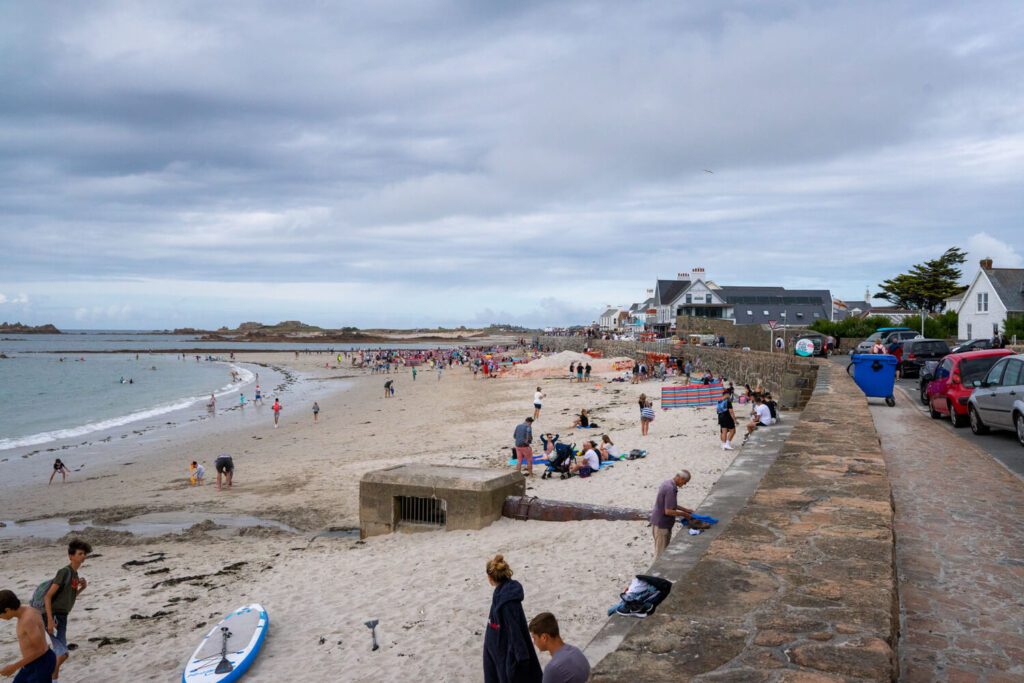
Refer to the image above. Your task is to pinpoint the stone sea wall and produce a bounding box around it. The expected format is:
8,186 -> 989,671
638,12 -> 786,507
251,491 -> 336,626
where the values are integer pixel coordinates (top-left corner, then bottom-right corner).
590,363 -> 898,681
536,336 -> 819,410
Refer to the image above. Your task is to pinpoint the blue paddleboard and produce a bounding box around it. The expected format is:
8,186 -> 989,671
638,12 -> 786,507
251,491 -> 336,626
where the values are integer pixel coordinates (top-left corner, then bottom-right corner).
182,604 -> 268,683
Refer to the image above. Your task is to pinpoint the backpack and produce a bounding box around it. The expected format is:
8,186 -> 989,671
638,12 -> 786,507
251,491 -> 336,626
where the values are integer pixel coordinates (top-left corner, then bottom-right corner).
30,566 -> 72,613
716,397 -> 730,414
615,574 -> 673,618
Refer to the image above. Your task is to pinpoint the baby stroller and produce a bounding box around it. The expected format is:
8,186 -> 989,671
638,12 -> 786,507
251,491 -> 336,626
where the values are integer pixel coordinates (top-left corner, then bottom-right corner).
542,442 -> 576,479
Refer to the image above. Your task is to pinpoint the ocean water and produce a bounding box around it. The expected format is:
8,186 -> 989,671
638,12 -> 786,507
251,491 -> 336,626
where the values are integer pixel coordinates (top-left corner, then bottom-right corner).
0,332 -> 452,454
0,352 -> 252,451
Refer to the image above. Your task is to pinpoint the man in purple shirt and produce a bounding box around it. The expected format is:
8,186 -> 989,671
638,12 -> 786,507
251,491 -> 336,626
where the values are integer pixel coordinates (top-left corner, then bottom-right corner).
650,471 -> 694,560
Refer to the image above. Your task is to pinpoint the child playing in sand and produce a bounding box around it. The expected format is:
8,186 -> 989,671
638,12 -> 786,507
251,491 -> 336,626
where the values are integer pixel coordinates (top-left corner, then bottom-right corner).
190,461 -> 205,486
48,459 -> 69,485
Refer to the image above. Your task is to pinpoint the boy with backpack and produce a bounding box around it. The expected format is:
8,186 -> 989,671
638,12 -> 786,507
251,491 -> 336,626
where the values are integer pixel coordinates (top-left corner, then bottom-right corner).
32,539 -> 91,683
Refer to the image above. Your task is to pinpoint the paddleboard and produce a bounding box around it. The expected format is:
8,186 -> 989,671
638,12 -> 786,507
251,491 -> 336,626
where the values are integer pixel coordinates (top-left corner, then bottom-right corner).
182,604 -> 268,683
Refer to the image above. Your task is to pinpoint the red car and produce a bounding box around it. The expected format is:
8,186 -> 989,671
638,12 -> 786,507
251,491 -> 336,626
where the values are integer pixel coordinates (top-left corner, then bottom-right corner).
924,349 -> 1015,427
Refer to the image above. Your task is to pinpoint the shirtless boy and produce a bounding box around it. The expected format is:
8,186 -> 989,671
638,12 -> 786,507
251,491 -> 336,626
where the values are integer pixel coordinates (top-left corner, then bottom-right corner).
0,589 -> 55,682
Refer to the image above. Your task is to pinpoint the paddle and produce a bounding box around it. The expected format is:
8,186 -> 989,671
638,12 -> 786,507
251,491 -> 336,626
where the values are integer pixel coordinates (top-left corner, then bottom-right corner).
214,627 -> 234,674
364,619 -> 379,651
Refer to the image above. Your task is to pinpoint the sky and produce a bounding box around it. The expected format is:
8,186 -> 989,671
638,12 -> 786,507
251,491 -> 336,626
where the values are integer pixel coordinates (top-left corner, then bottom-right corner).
1,1 -> 1023,330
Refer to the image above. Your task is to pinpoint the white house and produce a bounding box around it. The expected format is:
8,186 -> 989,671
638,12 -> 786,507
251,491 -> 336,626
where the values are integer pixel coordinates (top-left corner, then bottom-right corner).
599,307 -> 622,331
955,258 -> 1024,340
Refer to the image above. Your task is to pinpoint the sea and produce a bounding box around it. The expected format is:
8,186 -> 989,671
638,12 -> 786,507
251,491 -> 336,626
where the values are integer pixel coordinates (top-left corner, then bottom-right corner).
0,331 -> 442,454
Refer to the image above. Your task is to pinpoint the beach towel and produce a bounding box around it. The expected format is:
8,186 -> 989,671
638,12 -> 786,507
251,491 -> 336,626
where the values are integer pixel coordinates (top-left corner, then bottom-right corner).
508,455 -> 549,466
680,514 -> 719,526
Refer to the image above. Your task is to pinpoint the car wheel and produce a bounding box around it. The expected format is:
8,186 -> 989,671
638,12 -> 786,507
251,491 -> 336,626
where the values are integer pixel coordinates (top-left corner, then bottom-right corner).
929,401 -> 941,419
920,383 -> 929,405
950,401 -> 968,428
969,405 -> 989,435
1016,412 -> 1024,447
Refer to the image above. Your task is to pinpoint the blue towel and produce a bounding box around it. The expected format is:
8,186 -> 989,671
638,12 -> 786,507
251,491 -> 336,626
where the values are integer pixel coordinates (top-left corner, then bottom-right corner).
680,514 -> 718,526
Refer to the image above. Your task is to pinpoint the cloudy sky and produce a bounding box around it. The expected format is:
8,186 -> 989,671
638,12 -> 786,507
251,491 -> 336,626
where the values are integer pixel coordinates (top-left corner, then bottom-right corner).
2,1 -> 1023,329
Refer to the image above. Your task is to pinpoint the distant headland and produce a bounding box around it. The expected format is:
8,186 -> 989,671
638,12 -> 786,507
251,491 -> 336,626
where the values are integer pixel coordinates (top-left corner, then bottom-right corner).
148,320 -> 503,343
1,321 -> 61,334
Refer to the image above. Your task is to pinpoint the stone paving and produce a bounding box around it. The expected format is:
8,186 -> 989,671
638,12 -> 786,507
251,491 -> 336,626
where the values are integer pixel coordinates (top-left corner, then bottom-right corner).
870,391 -> 1024,682
590,363 -> 899,681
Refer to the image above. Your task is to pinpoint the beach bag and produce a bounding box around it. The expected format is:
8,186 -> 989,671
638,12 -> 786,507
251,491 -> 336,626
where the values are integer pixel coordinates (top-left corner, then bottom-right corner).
30,566 -> 71,612
716,397 -> 730,414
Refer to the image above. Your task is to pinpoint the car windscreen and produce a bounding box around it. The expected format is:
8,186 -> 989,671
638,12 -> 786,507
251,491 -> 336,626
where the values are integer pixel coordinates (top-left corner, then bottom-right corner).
959,357 -> 1005,382
913,342 -> 950,356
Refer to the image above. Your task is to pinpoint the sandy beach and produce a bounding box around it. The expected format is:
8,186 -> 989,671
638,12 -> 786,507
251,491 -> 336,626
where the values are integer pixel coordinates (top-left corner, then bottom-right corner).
0,350 -> 740,681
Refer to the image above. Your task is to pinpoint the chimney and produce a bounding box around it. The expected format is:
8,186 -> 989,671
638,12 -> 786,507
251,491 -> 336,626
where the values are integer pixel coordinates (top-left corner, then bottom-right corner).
692,267 -> 706,281
980,258 -> 993,270
677,272 -> 690,280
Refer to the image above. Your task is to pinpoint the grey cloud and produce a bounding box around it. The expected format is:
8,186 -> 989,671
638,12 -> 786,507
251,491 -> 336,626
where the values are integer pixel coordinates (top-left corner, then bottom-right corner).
1,0 -> 1023,327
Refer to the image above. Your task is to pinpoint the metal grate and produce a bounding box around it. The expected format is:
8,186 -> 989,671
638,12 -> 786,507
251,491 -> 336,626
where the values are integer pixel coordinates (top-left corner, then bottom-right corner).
395,496 -> 447,528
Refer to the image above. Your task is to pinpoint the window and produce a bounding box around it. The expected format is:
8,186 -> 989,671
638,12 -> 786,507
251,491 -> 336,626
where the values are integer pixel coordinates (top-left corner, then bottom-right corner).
967,323 -> 972,339
985,361 -> 1006,386
978,292 -> 988,312
993,323 -> 999,336
813,312 -> 821,318
746,310 -> 753,316
763,310 -> 769,316
395,496 -> 446,528
935,358 -> 953,380
686,294 -> 692,304
1002,360 -> 1023,387
796,312 -> 804,319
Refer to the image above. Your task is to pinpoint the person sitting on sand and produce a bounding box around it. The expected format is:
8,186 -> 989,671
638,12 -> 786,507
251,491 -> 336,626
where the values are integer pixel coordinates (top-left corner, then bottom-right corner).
599,435 -> 617,462
570,441 -> 600,476
540,433 -> 559,460
49,459 -> 69,485
571,409 -> 590,428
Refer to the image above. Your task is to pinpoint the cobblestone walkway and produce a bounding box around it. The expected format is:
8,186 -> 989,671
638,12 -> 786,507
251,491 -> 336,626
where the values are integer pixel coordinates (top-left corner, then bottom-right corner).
870,393 -> 1024,682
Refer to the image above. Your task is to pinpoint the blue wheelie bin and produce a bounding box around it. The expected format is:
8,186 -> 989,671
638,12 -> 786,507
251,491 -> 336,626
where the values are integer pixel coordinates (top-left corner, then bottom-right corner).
848,354 -> 898,406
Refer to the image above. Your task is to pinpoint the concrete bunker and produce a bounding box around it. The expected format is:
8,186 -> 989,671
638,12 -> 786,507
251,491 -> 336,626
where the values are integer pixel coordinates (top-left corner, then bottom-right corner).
359,464 -> 524,538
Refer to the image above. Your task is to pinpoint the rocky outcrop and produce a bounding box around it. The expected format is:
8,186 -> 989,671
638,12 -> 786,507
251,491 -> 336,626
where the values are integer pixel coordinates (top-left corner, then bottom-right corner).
0,322 -> 61,334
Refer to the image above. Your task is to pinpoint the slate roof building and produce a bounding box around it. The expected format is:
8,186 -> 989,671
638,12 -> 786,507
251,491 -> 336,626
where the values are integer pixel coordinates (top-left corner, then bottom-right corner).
647,268 -> 833,332
954,258 -> 1024,340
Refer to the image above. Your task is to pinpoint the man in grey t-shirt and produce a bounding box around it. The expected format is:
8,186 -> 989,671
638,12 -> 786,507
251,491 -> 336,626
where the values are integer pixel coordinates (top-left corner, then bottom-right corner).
528,612 -> 590,682
650,471 -> 694,560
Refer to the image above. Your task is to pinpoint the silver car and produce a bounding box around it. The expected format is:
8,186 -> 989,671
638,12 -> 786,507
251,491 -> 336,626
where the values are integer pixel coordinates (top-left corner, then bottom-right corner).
967,353 -> 1024,446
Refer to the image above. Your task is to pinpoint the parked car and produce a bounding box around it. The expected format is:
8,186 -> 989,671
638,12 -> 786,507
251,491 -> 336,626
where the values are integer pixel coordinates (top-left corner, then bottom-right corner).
897,338 -> 950,378
921,349 -> 1015,427
950,338 -> 993,354
967,354 -> 1024,445
793,333 -> 827,357
851,327 -> 917,355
